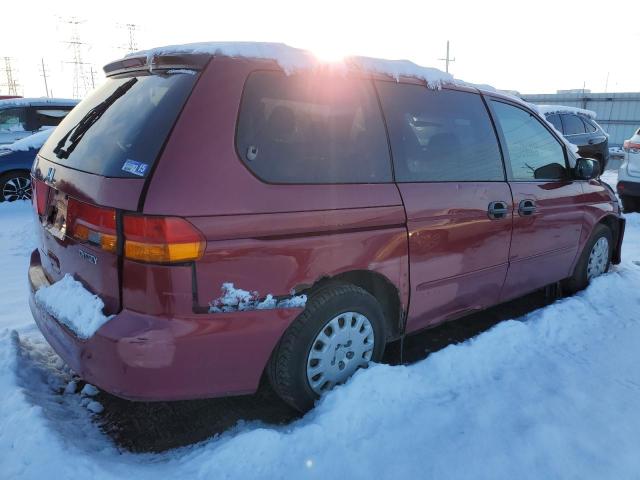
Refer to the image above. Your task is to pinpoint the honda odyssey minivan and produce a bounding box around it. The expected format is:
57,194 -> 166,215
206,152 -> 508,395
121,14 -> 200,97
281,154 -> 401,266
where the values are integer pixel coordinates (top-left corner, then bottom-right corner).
28,43 -> 625,412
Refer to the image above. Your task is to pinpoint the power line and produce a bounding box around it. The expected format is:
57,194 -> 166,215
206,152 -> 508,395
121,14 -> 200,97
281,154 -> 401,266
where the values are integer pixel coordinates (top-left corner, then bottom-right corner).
438,40 -> 456,74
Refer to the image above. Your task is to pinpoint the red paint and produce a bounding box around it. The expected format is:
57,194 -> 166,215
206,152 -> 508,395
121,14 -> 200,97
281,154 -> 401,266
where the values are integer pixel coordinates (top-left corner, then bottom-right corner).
27,53 -> 624,402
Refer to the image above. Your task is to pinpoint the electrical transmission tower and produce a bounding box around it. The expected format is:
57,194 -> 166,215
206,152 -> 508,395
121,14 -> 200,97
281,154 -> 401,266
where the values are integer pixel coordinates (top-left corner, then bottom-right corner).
2,57 -> 19,96
125,23 -> 139,53
64,18 -> 91,98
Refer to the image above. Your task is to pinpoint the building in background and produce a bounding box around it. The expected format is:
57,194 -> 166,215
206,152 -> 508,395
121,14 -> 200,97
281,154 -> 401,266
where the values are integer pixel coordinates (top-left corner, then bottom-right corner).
521,91 -> 640,147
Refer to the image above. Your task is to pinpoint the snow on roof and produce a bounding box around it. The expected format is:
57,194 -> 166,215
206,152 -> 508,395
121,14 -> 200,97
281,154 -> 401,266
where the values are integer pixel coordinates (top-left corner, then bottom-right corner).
534,104 -> 597,119
0,97 -> 79,109
5,128 -> 54,152
128,41 -> 456,88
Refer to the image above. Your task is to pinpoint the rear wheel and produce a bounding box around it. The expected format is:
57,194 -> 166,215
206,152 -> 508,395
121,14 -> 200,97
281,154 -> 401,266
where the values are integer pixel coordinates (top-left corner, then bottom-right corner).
621,195 -> 639,213
0,171 -> 32,202
268,284 -> 386,412
563,224 -> 612,294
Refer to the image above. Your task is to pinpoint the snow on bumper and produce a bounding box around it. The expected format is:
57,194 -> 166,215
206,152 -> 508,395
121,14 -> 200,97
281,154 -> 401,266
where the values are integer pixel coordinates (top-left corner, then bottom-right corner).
28,250 -> 304,401
34,273 -> 113,340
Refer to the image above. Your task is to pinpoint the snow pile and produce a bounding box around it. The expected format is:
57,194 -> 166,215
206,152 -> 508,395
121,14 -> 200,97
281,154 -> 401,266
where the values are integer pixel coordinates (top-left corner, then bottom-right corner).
34,274 -> 113,339
2,173 -> 640,478
4,128 -> 53,152
0,97 -> 79,109
351,56 -> 454,88
209,282 -> 307,313
129,41 -> 455,88
534,104 -> 597,119
130,41 -> 319,76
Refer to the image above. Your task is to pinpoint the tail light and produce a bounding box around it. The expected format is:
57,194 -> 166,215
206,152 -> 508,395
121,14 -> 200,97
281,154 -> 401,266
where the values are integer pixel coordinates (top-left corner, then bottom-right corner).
67,199 -> 118,253
123,215 -> 205,263
623,140 -> 640,153
32,179 -> 49,216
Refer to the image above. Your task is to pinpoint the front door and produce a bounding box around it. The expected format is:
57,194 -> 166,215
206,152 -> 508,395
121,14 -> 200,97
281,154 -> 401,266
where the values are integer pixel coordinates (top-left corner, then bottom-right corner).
375,81 -> 513,333
488,100 -> 584,301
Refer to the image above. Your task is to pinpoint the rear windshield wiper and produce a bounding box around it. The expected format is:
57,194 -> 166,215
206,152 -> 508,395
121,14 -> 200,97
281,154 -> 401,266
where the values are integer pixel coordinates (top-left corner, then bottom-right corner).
54,78 -> 138,159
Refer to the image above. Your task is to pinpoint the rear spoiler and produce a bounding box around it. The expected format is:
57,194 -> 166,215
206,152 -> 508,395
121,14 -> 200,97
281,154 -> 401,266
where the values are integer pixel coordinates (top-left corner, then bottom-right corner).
103,53 -> 211,77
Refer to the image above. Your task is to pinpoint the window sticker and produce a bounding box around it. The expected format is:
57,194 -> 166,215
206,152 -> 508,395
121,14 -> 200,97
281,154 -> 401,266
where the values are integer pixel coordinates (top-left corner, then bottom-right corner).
121,159 -> 149,177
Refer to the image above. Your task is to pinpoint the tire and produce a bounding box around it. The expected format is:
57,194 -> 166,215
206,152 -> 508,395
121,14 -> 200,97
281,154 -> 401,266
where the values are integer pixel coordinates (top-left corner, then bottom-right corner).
563,224 -> 613,294
621,195 -> 639,214
0,171 -> 32,202
268,284 -> 387,412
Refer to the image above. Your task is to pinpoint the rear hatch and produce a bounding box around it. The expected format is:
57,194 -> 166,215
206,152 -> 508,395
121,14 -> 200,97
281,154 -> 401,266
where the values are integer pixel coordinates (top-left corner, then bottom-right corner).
32,59 -> 203,314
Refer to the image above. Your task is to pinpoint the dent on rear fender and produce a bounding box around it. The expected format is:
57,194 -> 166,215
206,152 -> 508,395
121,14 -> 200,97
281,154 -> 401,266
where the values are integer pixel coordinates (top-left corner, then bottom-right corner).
117,329 -> 176,368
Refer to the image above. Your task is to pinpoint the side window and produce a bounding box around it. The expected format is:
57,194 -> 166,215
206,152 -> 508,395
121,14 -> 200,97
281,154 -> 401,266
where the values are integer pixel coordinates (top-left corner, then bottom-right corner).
491,101 -> 566,181
545,114 -> 563,133
236,71 -> 392,184
561,114 -> 586,135
581,117 -> 597,133
0,108 -> 27,132
30,107 -> 73,130
375,82 -> 504,182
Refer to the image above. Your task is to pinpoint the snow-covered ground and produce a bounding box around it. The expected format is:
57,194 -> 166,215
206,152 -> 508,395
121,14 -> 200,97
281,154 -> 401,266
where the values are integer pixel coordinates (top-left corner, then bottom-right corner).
2,171 -> 640,479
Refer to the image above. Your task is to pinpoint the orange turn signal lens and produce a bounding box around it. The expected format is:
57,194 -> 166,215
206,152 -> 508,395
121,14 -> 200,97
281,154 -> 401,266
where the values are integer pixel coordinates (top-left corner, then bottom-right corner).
123,215 -> 205,263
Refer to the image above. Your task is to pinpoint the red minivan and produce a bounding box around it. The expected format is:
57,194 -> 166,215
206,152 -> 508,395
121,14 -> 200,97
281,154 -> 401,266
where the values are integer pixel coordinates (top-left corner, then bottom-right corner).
28,45 -> 625,412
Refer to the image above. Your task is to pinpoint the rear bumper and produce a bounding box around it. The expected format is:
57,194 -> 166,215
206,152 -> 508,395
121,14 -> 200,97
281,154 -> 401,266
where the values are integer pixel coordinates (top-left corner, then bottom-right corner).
28,249 -> 302,401
617,180 -> 640,198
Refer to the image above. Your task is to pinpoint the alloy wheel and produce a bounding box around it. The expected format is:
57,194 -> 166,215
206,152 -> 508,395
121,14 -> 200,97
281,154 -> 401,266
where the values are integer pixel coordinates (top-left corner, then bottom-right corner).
2,175 -> 31,201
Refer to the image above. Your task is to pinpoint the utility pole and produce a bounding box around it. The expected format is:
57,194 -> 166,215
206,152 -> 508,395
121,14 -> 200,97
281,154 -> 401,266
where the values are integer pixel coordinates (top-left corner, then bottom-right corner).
438,40 -> 456,74
2,57 -> 19,96
89,66 -> 95,89
41,58 -> 50,98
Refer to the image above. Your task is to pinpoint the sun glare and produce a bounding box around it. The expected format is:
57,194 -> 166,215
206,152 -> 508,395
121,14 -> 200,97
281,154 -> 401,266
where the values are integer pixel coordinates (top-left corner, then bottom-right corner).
309,43 -> 348,63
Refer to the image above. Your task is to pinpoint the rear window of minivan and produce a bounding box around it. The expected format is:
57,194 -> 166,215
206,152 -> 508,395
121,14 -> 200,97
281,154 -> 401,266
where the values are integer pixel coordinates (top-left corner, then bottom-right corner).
236,71 -> 392,184
39,71 -> 198,178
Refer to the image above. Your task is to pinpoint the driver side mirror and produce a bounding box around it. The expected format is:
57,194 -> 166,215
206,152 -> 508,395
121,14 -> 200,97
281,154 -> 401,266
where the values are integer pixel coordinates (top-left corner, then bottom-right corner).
574,157 -> 599,180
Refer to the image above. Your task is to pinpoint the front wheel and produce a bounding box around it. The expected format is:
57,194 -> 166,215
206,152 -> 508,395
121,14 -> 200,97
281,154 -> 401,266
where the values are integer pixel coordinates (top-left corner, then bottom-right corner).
0,171 -> 32,202
563,224 -> 612,294
268,284 -> 387,412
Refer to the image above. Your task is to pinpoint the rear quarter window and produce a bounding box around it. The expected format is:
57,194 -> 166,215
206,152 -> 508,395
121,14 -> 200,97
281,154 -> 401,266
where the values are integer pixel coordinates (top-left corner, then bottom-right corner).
561,114 -> 586,136
545,114 -> 563,133
235,71 -> 392,184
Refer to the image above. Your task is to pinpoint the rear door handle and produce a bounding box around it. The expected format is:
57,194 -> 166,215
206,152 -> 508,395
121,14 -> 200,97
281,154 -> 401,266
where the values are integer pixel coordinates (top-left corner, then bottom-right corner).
488,201 -> 509,220
518,199 -> 537,216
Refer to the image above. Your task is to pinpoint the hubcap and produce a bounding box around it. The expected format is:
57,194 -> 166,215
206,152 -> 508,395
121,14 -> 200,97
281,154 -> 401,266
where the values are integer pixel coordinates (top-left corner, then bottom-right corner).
306,311 -> 375,395
587,236 -> 609,280
2,176 -> 31,201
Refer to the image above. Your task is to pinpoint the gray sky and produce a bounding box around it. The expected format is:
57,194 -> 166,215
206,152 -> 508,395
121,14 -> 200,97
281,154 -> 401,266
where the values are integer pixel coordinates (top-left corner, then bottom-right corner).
3,0 -> 638,99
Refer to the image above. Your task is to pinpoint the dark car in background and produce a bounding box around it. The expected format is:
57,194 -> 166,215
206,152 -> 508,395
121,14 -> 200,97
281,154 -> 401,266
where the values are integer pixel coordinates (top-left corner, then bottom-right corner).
538,106 -> 609,172
0,98 -> 78,145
